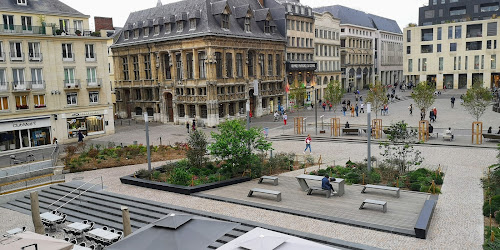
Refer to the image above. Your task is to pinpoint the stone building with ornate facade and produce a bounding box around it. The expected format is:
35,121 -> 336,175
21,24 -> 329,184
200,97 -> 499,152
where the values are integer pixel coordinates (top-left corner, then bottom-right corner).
112,0 -> 286,127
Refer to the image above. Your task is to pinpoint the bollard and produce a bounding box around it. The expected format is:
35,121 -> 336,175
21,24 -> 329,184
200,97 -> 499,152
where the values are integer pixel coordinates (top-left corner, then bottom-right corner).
121,206 -> 132,237
362,173 -> 365,185
30,191 -> 45,234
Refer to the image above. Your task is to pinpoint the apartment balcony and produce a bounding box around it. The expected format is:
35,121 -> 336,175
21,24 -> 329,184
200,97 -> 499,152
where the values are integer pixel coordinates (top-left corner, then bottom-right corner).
87,78 -> 102,88
0,52 -> 5,62
63,79 -> 81,89
29,81 -> 45,90
54,28 -> 94,37
12,81 -> 31,92
0,25 -> 46,35
85,54 -> 97,62
10,52 -> 24,62
28,52 -> 43,62
0,82 -> 8,92
62,53 -> 75,62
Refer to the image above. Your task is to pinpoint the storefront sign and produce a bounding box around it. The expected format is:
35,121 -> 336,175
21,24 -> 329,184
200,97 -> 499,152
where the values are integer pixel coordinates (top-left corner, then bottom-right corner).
68,110 -> 104,118
286,62 -> 317,71
0,118 -> 51,132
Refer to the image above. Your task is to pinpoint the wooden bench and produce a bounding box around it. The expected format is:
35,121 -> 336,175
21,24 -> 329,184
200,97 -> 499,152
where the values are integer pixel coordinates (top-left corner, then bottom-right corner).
342,128 -> 359,135
359,199 -> 387,213
361,184 -> 400,198
306,187 -> 331,198
248,188 -> 281,202
483,134 -> 500,141
442,134 -> 453,141
258,176 -> 278,186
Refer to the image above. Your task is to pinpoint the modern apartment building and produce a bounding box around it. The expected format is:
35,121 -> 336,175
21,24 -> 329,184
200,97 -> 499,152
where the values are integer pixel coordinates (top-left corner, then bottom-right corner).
0,0 -> 114,152
419,0 -> 500,26
312,11 -> 341,100
112,0 -> 286,127
263,0 -> 317,105
404,19 -> 500,89
314,5 -> 403,91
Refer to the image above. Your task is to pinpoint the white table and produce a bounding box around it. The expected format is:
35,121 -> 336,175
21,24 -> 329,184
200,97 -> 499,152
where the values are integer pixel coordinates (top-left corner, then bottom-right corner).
40,212 -> 63,223
295,174 -> 345,196
5,228 -> 23,235
88,228 -> 120,242
72,245 -> 92,250
67,222 -> 91,232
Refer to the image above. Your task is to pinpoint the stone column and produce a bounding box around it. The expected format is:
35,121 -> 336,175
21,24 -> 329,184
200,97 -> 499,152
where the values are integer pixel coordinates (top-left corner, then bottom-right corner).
121,206 -> 132,237
30,191 -> 44,234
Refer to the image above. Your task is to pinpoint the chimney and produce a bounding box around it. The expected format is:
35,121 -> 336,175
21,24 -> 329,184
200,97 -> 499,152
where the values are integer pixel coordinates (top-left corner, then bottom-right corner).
157,0 -> 162,7
94,17 -> 114,32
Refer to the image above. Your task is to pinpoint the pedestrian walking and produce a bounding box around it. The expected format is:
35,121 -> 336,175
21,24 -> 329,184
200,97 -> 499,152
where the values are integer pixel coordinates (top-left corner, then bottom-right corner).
283,113 -> 288,125
350,105 -> 355,117
186,122 -> 190,134
355,104 -> 359,117
192,119 -> 196,131
322,102 -> 326,111
77,131 -> 84,142
360,103 -> 364,113
304,134 -> 312,154
409,104 -> 413,115
343,106 -> 346,116
347,100 -> 351,107
451,96 -> 456,108
329,103 -> 332,111
433,107 -> 437,120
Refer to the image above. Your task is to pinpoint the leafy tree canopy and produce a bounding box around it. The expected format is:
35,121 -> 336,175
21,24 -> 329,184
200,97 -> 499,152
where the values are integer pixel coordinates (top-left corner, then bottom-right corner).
462,82 -> 493,121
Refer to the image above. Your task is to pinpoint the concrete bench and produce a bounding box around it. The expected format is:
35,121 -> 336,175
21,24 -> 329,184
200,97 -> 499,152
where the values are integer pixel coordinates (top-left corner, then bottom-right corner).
342,128 -> 359,135
258,176 -> 278,186
248,188 -> 281,202
442,134 -> 453,141
414,200 -> 437,239
359,199 -> 387,213
483,134 -> 500,141
306,187 -> 331,198
361,184 -> 400,198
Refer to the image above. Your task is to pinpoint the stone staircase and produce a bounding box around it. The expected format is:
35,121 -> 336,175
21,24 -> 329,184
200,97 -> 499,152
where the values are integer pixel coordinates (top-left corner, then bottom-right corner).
1,181 -> 370,249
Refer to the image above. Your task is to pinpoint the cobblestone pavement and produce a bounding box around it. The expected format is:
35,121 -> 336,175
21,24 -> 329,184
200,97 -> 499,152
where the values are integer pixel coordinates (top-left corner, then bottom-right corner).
56,139 -> 494,250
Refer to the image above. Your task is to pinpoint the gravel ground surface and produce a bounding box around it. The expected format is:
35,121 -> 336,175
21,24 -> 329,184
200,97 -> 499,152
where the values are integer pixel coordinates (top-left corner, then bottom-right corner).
0,207 -> 34,234
55,140 -> 494,250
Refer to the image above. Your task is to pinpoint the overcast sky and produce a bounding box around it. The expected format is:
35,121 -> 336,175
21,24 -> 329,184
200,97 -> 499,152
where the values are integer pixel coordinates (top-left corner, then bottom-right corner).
60,0 -> 429,31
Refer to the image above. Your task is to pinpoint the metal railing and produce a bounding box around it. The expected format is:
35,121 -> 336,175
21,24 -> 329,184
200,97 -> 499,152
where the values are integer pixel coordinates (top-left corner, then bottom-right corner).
0,52 -> 5,62
50,144 -> 59,167
86,78 -> 102,88
63,79 -> 81,89
9,52 -> 24,62
0,25 -> 46,35
62,53 -> 75,62
28,53 -> 43,62
85,54 -> 97,62
0,82 -> 8,92
47,176 -> 103,212
12,81 -> 32,91
0,174 -> 65,195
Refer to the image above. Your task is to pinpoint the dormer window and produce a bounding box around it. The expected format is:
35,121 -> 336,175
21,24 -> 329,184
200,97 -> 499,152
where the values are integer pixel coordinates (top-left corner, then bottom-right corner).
134,29 -> 139,39
221,14 -> 229,29
165,23 -> 171,33
264,20 -> 270,34
177,21 -> 183,32
143,27 -> 149,37
17,0 -> 27,6
124,31 -> 129,40
244,17 -> 251,32
189,19 -> 196,30
154,25 -> 160,35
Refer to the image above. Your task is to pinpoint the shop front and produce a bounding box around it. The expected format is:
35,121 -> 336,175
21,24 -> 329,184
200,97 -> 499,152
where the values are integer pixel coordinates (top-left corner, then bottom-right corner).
65,111 -> 106,139
0,117 -> 52,152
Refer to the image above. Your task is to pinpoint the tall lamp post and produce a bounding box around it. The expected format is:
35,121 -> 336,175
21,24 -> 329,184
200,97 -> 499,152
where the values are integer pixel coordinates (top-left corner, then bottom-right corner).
144,113 -> 152,172
314,86 -> 318,135
246,100 -> 250,130
367,103 -> 372,172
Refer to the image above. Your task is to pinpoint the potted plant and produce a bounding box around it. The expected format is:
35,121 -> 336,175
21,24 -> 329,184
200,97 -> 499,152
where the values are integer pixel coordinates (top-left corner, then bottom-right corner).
75,30 -> 82,36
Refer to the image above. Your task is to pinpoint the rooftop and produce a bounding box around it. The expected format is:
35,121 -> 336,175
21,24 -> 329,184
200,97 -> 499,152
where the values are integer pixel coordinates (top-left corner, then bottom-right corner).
0,0 -> 88,18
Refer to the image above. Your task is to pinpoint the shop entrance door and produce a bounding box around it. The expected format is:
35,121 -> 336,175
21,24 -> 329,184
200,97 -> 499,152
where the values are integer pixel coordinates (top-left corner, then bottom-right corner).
20,129 -> 30,148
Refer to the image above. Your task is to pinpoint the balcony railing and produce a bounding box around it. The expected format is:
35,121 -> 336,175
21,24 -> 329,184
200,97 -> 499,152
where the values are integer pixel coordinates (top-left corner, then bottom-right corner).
28,53 -> 43,62
28,81 -> 45,90
85,54 -> 97,62
62,53 -> 75,62
86,78 -> 102,88
0,25 -> 46,35
0,52 -> 4,62
12,81 -> 31,91
10,52 -> 24,62
0,82 -> 8,92
64,79 -> 81,89
54,28 -> 94,37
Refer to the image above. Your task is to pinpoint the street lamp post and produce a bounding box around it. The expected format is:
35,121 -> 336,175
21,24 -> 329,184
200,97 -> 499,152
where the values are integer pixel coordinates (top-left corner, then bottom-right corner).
246,100 -> 250,130
367,103 -> 372,172
144,113 -> 152,172
314,87 -> 318,135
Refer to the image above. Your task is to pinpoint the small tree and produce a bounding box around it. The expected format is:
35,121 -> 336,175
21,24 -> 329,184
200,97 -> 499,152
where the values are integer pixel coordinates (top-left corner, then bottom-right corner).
462,82 -> 493,121
366,82 -> 387,118
209,119 -> 272,176
379,121 -> 423,174
411,81 -> 435,120
186,130 -> 208,169
289,82 -> 307,108
323,80 -> 344,113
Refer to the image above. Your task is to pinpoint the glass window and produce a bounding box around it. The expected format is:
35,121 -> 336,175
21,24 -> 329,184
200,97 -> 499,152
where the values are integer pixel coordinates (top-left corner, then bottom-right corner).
488,22 -> 497,36
474,55 -> 480,69
226,53 -> 232,78
267,54 -> 273,76
450,43 -> 457,51
190,19 -> 196,30
437,44 -> 442,52
455,26 -> 461,39
408,59 -> 412,72
89,92 -> 99,104
122,57 -> 129,81
163,54 -> 171,79
66,92 -> 77,105
198,52 -> 206,79
132,55 -> 139,80
276,54 -> 281,76
63,68 -> 75,85
21,16 -> 32,31
236,53 -> 243,78
85,44 -> 95,60
422,58 -> 427,71
87,67 -> 97,84
437,27 -> 442,40
62,44 -> 73,60
186,53 -> 193,79
244,17 -> 251,32
215,52 -> 222,78
492,55 -> 497,69
221,14 -> 229,29
439,57 -> 443,71
0,96 -> 8,111
448,26 -> 453,39
144,55 -> 151,79
15,95 -> 28,110
33,94 -> 45,108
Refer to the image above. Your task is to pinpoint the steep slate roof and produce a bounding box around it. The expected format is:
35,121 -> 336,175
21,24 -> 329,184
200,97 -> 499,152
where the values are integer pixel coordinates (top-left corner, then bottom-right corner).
0,0 -> 88,17
114,0 -> 285,47
314,5 -> 401,34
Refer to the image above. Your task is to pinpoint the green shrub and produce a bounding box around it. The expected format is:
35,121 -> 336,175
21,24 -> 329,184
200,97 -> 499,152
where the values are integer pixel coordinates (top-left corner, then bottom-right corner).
345,172 -> 361,184
483,195 -> 500,217
410,182 -> 421,191
368,171 -> 381,184
317,169 -> 328,176
484,226 -> 500,249
176,159 -> 190,169
432,173 -> 444,185
134,169 -> 151,179
168,167 -> 192,186
152,171 -> 161,180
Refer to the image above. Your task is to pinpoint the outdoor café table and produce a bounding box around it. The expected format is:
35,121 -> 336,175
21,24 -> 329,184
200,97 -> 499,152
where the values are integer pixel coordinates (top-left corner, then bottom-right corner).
295,174 -> 345,196
88,228 -> 120,243
5,228 -> 22,235
67,222 -> 91,232
72,245 -> 92,250
40,212 -> 63,223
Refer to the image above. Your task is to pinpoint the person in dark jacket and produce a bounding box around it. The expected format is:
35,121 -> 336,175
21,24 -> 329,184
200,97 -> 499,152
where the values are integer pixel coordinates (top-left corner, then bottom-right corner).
77,131 -> 84,142
322,175 -> 336,194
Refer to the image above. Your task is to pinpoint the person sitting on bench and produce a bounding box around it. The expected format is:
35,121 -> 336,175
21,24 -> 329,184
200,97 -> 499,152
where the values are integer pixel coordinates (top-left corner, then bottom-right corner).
322,175 -> 336,195
444,127 -> 454,140
488,126 -> 492,134
345,122 -> 350,128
